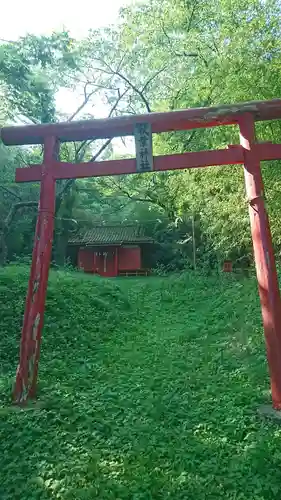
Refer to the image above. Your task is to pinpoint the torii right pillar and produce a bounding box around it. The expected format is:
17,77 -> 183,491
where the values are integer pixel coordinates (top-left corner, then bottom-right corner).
239,114 -> 281,409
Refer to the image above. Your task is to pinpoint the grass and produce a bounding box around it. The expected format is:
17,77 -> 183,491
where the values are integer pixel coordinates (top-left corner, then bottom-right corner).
1,265 -> 281,499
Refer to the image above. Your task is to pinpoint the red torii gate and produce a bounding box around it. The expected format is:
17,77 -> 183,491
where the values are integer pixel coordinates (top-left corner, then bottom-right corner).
2,99 -> 281,408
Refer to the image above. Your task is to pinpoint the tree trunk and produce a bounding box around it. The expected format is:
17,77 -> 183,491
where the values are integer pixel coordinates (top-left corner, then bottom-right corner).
0,228 -> 8,266
54,225 -> 70,266
0,201 -> 37,266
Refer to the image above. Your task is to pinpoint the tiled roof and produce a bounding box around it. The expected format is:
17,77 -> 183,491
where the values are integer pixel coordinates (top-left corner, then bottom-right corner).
69,225 -> 153,246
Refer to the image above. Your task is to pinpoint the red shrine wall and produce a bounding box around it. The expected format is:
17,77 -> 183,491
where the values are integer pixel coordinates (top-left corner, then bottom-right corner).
78,245 -> 141,276
118,246 -> 141,271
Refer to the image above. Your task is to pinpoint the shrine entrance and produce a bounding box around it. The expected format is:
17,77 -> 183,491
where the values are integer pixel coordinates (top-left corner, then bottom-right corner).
2,99 -> 281,409
94,250 -> 113,277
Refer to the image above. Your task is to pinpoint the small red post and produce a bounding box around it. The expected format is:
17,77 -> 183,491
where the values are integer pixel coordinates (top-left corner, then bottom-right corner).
223,260 -> 233,272
239,114 -> 281,409
13,136 -> 57,404
115,247 -> 119,277
93,250 -> 96,273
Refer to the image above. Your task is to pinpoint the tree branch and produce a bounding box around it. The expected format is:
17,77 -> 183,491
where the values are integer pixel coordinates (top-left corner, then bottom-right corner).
114,71 -> 152,112
185,1 -> 197,33
141,66 -> 168,93
55,87 -> 128,214
160,19 -> 198,59
0,201 -> 38,265
89,138 -> 112,162
75,88 -> 129,161
4,201 -> 38,228
67,82 -> 97,122
93,59 -> 153,112
0,185 -> 22,201
107,178 -> 161,206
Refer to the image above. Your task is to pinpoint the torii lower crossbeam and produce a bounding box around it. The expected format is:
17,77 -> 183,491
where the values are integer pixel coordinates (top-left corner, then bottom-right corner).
2,99 -> 281,409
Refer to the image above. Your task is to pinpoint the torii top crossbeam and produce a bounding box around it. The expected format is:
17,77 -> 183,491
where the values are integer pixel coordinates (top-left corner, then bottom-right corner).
2,99 -> 281,145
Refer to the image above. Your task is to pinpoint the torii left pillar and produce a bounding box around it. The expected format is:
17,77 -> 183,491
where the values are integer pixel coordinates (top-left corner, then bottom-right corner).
13,137 -> 57,404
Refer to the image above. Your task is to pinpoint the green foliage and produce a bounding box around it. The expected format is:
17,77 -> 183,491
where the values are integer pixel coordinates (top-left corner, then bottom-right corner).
3,0 -> 281,267
0,32 -> 77,123
0,142 -> 41,264
0,266 -> 281,498
117,0 -> 281,260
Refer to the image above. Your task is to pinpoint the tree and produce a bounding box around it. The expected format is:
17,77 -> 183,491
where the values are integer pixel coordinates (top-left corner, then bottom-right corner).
0,32 -> 78,123
0,32 -> 80,264
115,0 -> 281,262
0,142 -> 41,264
3,0 -> 281,269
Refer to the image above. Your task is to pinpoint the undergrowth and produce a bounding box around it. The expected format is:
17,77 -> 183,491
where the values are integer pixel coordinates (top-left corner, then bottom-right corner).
0,265 -> 281,499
